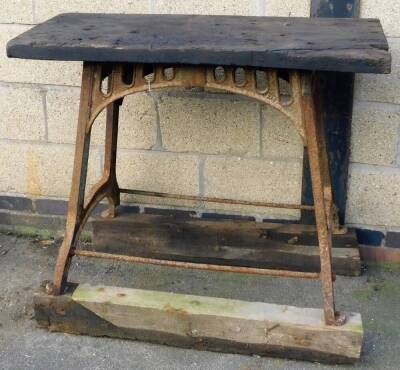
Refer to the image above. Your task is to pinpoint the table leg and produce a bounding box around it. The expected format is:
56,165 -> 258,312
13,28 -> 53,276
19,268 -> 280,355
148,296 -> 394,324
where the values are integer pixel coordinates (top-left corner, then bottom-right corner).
47,63 -> 96,295
302,85 -> 343,326
48,65 -> 124,295
101,99 -> 121,218
75,99 -> 121,221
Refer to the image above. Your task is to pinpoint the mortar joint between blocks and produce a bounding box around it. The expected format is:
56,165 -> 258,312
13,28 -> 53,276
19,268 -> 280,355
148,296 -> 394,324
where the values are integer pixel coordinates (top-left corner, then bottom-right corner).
99,147 -> 105,177
31,0 -> 36,24
40,88 -> 48,141
198,155 -> 206,198
256,0 -> 266,16
148,91 -> 164,151
396,120 -> 400,166
260,105 -> 265,157
149,0 -> 157,13
258,104 -> 263,157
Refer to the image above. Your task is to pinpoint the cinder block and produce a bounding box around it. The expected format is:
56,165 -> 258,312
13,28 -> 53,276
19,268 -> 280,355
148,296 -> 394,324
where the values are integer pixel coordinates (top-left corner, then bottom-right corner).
361,0 -> 400,37
350,103 -> 400,166
155,0 -> 256,15
46,86 -> 107,145
158,94 -> 260,156
118,93 -> 158,149
0,0 -> 34,24
265,0 -> 310,17
1,24 -> 81,86
0,141 -> 100,198
47,88 -> 157,149
34,144 -> 100,198
203,156 -> 302,219
46,87 -> 86,144
386,231 -> 400,248
261,105 -> 303,160
0,196 -> 33,212
0,141 -> 27,194
117,150 -> 199,208
0,84 -> 45,141
346,165 -> 400,227
35,198 -> 68,216
35,0 -> 151,23
354,38 -> 400,104
0,210 -> 66,233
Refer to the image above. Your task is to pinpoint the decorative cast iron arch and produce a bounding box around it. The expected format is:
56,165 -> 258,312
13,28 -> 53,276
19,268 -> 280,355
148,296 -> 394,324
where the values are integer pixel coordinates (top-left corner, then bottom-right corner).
85,63 -> 306,141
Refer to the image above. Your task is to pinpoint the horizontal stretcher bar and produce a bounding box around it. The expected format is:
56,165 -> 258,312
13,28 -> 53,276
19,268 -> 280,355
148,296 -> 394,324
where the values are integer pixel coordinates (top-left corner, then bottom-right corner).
119,188 -> 315,211
74,250 -> 321,279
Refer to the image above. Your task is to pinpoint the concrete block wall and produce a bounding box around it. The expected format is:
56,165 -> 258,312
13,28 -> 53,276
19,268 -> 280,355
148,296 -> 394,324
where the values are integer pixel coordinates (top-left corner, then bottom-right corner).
349,0 -> 400,246
0,0 -> 399,246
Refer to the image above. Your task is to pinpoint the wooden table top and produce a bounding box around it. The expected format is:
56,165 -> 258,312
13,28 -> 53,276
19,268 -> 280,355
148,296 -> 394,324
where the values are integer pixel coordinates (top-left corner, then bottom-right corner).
7,13 -> 391,74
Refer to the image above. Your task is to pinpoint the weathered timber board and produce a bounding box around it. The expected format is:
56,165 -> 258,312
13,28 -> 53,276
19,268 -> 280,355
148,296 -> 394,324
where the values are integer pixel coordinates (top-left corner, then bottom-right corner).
34,283 -> 363,364
90,213 -> 361,276
7,13 -> 390,73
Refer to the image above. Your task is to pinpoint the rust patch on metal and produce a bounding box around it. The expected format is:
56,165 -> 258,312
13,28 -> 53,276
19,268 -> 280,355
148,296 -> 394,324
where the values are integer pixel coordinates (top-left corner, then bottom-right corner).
120,188 -> 314,211
163,304 -> 188,315
73,250 -> 321,279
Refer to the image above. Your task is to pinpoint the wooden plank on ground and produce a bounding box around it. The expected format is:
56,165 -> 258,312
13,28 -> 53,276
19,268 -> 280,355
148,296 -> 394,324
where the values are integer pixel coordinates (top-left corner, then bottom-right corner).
90,213 -> 361,276
34,283 -> 363,364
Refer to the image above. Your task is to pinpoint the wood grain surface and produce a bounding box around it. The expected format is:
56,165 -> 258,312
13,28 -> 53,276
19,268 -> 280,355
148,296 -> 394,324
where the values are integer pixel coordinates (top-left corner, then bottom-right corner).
7,13 -> 390,73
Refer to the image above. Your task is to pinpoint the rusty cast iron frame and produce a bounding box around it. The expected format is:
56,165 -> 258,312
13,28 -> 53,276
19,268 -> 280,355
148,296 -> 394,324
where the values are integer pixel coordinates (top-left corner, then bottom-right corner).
46,62 -> 344,326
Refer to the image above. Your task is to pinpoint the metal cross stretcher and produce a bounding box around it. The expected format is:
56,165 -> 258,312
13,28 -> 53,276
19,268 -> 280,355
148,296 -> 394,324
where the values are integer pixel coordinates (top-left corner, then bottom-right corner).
7,13 -> 391,328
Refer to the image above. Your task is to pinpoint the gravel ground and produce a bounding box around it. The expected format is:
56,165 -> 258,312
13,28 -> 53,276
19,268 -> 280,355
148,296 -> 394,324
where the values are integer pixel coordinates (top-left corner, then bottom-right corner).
0,233 -> 399,370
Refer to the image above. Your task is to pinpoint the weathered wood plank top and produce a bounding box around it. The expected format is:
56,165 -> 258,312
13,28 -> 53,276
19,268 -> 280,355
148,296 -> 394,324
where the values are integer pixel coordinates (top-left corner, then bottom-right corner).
7,13 -> 391,73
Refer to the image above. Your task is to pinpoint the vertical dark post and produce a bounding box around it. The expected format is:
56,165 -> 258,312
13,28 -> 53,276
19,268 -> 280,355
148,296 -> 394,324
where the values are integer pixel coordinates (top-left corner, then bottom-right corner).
301,0 -> 359,225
